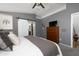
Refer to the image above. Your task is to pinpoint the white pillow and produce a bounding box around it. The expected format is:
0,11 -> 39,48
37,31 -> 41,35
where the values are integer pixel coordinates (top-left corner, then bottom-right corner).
8,32 -> 20,45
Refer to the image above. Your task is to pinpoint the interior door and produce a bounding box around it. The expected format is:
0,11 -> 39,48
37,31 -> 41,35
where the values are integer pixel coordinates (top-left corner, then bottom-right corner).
18,19 -> 29,37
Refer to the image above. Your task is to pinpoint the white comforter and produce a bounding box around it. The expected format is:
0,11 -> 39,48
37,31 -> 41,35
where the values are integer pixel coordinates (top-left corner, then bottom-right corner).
0,37 -> 43,56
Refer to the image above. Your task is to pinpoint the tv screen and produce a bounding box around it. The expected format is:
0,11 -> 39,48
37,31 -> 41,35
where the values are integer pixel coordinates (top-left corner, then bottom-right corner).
49,21 -> 57,26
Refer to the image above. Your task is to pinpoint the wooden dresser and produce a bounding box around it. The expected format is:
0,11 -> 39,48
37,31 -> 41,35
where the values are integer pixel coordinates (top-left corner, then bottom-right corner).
47,26 -> 59,44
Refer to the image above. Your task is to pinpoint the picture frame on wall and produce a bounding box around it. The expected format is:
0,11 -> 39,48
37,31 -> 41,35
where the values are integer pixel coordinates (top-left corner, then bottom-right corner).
0,14 -> 13,30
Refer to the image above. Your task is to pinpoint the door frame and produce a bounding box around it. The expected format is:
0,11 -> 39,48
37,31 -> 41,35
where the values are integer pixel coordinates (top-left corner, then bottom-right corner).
71,12 -> 79,48
71,14 -> 73,48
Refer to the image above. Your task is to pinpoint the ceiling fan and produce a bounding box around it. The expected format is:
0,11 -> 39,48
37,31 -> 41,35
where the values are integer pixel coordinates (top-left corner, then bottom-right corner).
32,3 -> 45,9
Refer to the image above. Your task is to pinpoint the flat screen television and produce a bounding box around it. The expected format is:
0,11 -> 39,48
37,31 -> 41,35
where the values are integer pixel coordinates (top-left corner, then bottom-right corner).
49,21 -> 57,26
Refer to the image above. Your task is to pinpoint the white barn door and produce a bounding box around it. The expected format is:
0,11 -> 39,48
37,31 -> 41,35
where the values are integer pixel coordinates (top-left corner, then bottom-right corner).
18,19 -> 29,37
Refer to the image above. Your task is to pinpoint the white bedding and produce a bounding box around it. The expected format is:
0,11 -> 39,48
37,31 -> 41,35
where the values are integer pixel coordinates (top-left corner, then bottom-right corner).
0,37 -> 62,56
0,37 -> 43,56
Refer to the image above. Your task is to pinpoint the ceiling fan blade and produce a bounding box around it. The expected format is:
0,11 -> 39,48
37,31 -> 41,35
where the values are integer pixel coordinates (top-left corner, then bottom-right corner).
40,3 -> 45,8
32,3 -> 37,8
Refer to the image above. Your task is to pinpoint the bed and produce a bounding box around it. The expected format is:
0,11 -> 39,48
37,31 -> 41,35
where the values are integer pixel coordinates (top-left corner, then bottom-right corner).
0,32 -> 62,56
1,31 -> 79,56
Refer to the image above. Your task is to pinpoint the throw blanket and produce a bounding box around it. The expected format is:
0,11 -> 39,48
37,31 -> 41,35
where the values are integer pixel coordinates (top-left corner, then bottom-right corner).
25,36 -> 62,56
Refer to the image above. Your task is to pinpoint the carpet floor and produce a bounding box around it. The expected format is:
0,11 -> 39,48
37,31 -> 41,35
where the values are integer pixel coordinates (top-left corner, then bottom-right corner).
59,44 -> 79,56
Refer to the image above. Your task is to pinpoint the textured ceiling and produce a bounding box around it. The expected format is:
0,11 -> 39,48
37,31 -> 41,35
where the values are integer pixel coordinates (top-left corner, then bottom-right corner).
0,3 -> 66,19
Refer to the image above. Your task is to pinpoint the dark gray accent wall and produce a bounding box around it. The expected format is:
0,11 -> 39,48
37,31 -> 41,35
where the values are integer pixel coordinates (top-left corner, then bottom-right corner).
41,3 -> 79,46
42,9 -> 71,45
0,11 -> 37,35
36,19 -> 43,37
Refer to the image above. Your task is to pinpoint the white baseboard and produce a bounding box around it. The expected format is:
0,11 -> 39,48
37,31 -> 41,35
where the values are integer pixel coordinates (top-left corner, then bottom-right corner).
59,43 -> 71,48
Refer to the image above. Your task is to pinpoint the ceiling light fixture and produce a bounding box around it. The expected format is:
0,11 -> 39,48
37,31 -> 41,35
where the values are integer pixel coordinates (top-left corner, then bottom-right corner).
32,3 -> 45,9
